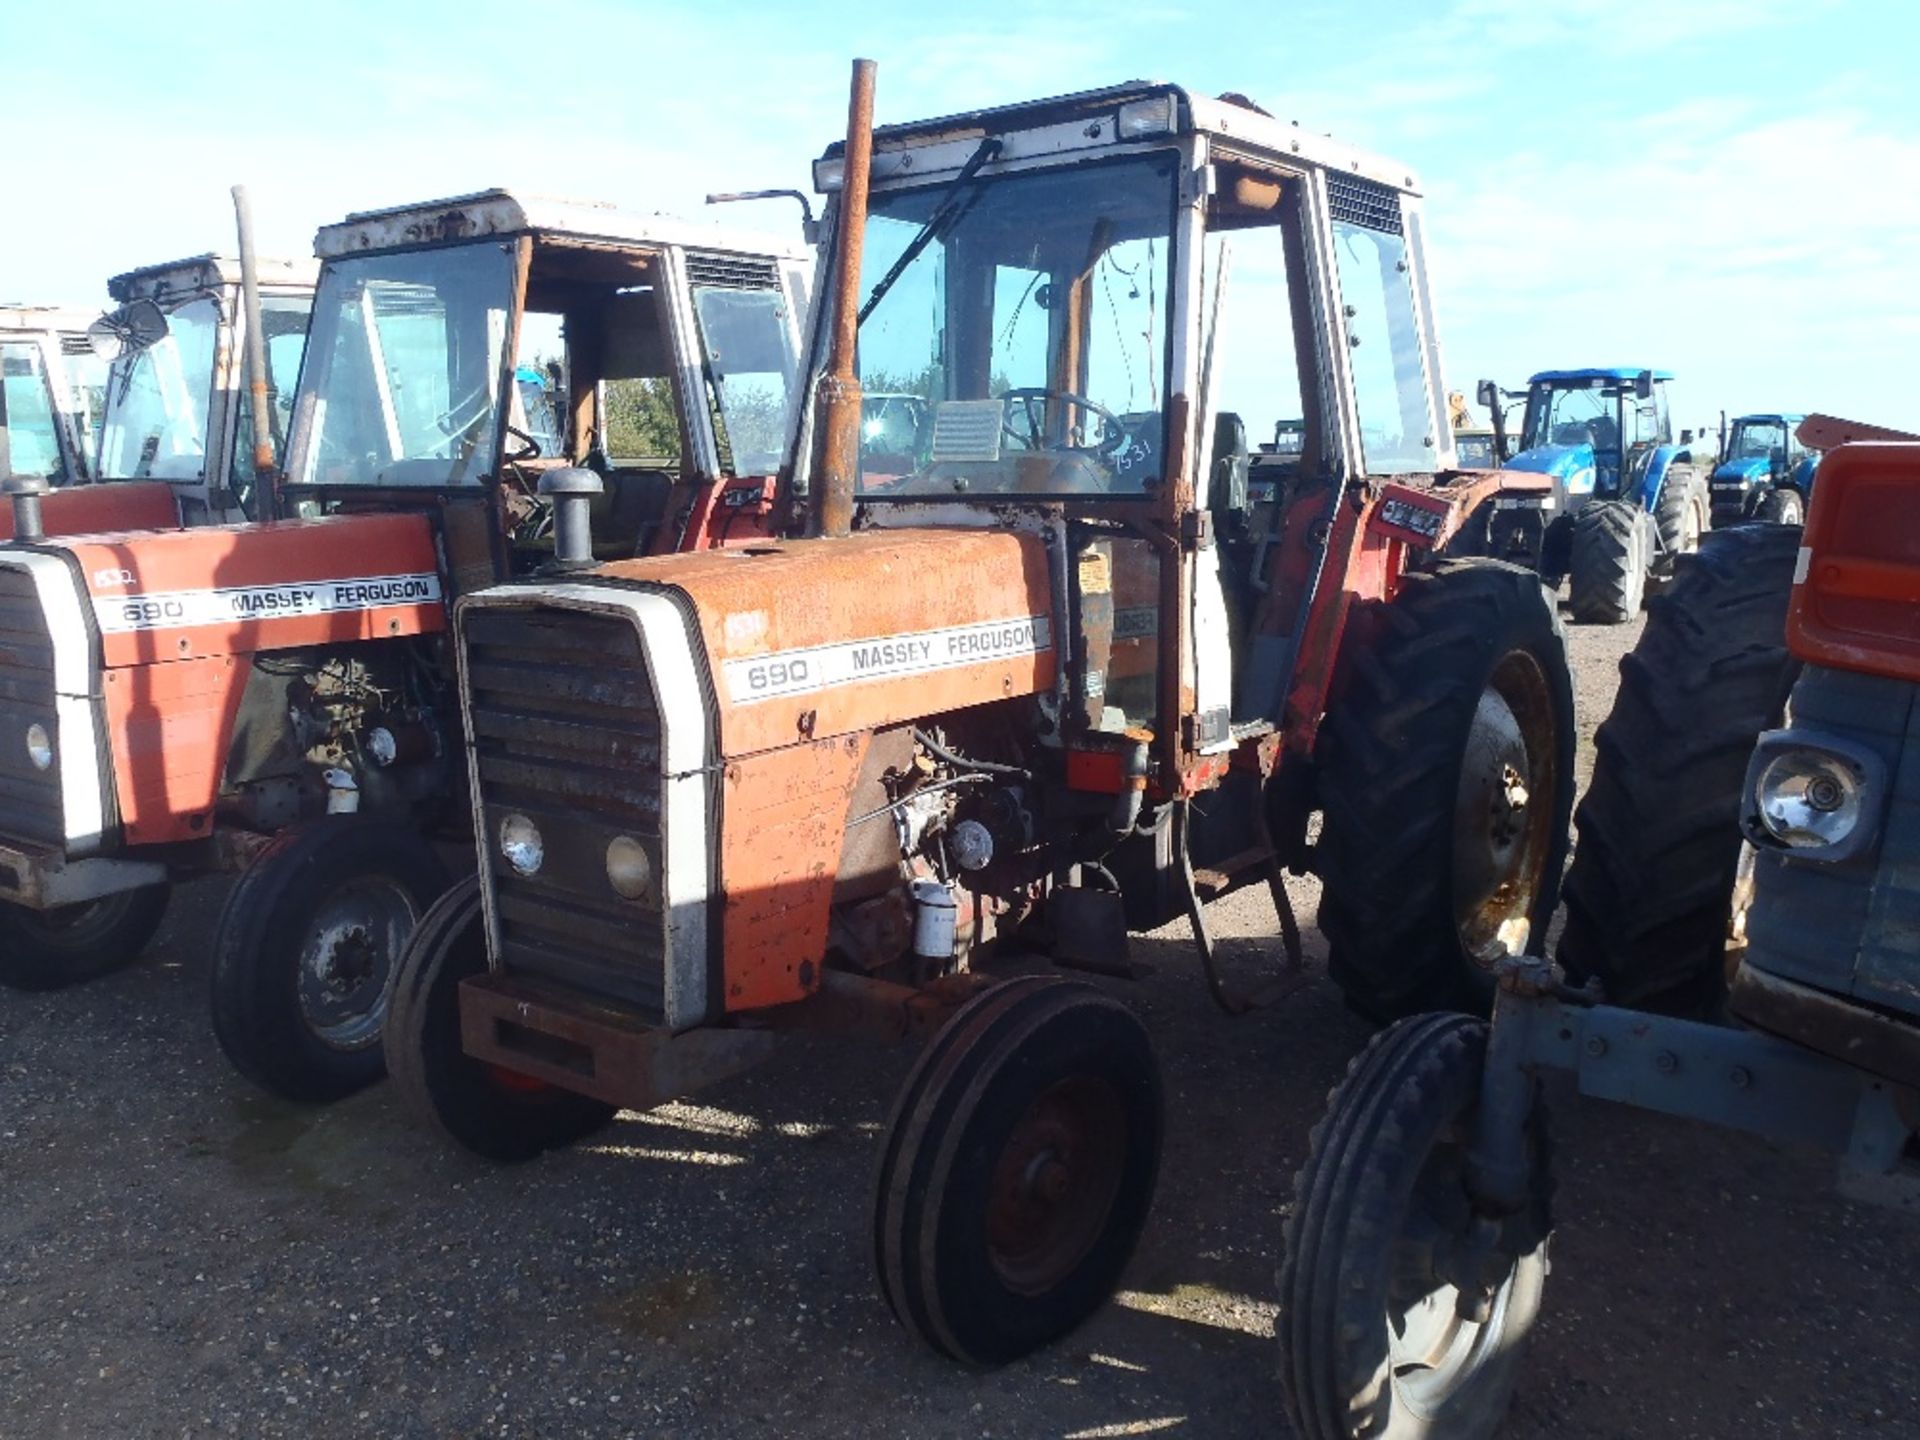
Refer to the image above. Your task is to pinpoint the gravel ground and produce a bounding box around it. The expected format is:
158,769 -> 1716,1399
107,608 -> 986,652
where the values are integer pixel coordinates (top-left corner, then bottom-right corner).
3,608 -> 1917,1440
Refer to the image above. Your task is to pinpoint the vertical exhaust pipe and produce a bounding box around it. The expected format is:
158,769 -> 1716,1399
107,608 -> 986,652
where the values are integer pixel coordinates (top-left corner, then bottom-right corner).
231,185 -> 277,509
811,58 -> 877,539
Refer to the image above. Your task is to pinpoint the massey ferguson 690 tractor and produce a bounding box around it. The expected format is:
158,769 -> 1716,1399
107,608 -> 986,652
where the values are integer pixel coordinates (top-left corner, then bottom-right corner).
0,305 -> 107,491
0,191 -> 810,1105
1475,367 -> 1710,624
1278,422 -> 1920,1439
386,64 -> 1574,1367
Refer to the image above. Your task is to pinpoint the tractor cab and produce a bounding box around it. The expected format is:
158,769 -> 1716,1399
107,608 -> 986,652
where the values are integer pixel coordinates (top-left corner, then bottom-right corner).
1709,411 -> 1817,526
283,190 -> 813,573
1506,366 -> 1674,505
0,305 -> 106,487
88,254 -> 317,527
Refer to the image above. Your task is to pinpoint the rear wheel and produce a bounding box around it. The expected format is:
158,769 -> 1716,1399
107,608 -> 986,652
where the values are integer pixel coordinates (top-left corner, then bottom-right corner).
1756,486 -> 1804,525
1650,464 -> 1706,579
0,884 -> 170,991
210,816 -> 452,1103
386,876 -> 617,1162
874,976 -> 1161,1366
1567,500 -> 1649,624
1316,560 -> 1575,1019
1278,1013 -> 1551,1440
1559,525 -> 1802,1009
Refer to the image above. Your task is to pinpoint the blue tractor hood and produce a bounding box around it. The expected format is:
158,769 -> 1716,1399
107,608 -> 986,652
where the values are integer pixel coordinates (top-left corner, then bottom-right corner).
1504,442 -> 1598,496
1712,455 -> 1773,487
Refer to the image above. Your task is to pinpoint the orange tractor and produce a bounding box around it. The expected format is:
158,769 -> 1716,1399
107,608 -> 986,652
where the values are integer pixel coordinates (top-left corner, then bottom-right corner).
0,191 -> 811,1106
2,254 -> 316,541
388,65 -> 1574,1363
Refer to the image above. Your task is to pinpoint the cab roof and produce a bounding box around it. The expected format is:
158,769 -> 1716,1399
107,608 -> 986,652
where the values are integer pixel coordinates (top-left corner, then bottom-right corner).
1528,367 -> 1674,384
1732,412 -> 1806,424
818,80 -> 1421,198
0,304 -> 101,335
107,254 -> 317,302
315,188 -> 810,263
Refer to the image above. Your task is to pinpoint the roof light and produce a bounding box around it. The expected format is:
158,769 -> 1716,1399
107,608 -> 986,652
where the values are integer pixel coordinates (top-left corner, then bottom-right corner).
813,157 -> 845,193
1117,96 -> 1175,139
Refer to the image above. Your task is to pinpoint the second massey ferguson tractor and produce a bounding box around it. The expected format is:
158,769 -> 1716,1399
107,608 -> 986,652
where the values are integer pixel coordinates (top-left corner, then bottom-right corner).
388,68 -> 1575,1365
0,192 -> 810,1104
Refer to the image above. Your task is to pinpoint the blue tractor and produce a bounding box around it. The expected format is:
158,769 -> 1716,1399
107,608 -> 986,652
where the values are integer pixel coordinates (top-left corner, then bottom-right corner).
1708,411 -> 1819,527
1474,367 -> 1710,624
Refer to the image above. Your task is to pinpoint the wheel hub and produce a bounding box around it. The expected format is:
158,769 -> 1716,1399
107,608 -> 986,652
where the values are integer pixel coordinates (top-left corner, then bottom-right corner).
985,1078 -> 1126,1297
1453,655 -> 1559,966
298,878 -> 420,1051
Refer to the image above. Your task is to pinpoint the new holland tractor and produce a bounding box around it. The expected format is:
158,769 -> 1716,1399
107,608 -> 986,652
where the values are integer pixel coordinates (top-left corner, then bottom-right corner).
0,190 -> 810,1106
1277,427 -> 1920,1439
1709,410 -> 1819,526
1480,367 -> 1710,624
384,63 -> 1574,1368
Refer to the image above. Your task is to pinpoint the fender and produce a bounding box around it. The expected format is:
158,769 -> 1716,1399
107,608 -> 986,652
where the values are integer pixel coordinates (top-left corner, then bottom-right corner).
1631,444 -> 1684,513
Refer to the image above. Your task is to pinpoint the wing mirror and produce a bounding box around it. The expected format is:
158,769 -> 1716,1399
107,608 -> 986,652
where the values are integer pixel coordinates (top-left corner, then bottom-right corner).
1475,378 -> 1497,411
87,299 -> 170,362
1634,369 -> 1655,400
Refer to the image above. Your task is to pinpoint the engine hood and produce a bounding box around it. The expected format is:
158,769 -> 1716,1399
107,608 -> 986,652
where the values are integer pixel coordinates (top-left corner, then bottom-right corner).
1503,443 -> 1598,497
1712,456 -> 1773,487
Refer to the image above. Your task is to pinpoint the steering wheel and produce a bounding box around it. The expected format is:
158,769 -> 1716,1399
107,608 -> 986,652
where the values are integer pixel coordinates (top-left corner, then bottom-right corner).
434,386 -> 490,442
999,387 -> 1126,460
503,425 -> 541,464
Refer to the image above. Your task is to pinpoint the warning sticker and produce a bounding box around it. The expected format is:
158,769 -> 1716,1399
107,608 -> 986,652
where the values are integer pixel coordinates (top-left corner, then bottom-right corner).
722,614 -> 1051,704
93,572 -> 444,634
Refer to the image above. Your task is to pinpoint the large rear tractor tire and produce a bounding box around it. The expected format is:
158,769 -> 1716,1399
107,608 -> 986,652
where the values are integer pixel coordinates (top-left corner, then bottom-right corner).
1315,560 -> 1575,1019
1278,1013 -> 1552,1440
1558,524 -> 1802,1010
210,815 -> 452,1103
1756,486 -> 1805,526
1567,500 -> 1650,624
1650,463 -> 1707,580
874,976 -> 1161,1366
0,885 -> 171,991
386,876 -> 617,1162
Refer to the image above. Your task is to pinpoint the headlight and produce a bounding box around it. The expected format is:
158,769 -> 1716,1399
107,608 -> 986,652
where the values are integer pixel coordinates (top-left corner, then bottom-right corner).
605,835 -> 654,902
498,813 -> 544,876
24,722 -> 51,772
1742,729 -> 1885,863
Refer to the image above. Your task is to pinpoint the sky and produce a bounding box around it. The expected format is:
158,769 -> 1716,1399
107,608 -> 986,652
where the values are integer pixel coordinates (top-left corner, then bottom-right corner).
6,0 -> 1916,429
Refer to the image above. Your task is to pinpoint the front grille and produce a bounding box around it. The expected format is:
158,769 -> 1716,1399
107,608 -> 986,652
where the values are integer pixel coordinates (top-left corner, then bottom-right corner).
0,564 -> 65,846
1327,173 -> 1403,236
685,252 -> 781,291
463,605 -> 668,1014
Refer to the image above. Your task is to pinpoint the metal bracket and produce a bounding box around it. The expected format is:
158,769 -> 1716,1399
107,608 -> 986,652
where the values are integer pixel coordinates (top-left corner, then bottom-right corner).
1172,798 -> 1309,1015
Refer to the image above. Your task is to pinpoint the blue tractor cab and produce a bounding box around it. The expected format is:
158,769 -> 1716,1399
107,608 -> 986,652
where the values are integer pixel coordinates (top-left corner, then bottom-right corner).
1709,412 -> 1817,526
1480,367 -> 1709,624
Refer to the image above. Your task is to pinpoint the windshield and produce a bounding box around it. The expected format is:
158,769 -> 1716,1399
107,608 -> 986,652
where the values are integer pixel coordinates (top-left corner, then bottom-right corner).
853,152 -> 1177,498
290,242 -> 515,487
2,342 -> 67,479
1521,380 -> 1622,455
1331,221 -> 1435,475
692,284 -> 797,476
1729,419 -> 1787,462
97,296 -> 220,480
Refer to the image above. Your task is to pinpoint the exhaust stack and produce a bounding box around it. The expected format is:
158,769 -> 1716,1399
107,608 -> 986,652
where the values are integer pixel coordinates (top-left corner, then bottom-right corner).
4,475 -> 47,541
811,58 -> 877,539
540,467 -> 604,568
231,185 -> 278,505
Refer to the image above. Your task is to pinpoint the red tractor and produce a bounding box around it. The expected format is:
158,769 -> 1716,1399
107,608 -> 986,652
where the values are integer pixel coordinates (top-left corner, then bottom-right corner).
0,191 -> 811,1107
385,65 -> 1573,1364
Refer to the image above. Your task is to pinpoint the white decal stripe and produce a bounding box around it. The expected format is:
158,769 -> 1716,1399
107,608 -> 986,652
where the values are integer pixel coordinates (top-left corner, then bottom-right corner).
721,614 -> 1052,705
93,572 -> 444,634
0,555 -> 106,850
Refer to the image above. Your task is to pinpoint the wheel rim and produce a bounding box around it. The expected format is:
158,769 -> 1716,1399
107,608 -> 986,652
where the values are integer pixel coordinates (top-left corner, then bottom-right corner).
1452,651 -> 1560,965
1683,501 -> 1702,553
297,877 -> 420,1050
1388,1118 -> 1519,1416
984,1075 -> 1128,1297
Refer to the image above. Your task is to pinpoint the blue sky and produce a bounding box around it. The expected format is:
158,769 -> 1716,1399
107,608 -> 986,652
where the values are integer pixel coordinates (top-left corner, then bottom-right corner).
6,0 -> 1914,427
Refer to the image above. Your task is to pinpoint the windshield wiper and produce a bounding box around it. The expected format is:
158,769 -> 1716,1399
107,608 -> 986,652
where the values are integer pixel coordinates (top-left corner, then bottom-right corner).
857,138 -> 1003,325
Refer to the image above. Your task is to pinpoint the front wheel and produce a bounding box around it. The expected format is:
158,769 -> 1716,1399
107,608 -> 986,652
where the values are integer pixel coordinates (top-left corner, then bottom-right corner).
1315,560 -> 1575,1018
385,876 -> 617,1162
210,816 -> 452,1103
1650,464 -> 1706,578
0,885 -> 171,991
1278,1014 -> 1552,1440
873,976 -> 1162,1366
1756,487 -> 1804,525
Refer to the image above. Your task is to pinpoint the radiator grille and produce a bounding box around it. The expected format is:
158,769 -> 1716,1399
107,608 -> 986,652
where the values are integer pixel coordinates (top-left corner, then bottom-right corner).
464,606 -> 669,1014
1327,173 -> 1403,236
0,564 -> 65,846
685,252 -> 782,291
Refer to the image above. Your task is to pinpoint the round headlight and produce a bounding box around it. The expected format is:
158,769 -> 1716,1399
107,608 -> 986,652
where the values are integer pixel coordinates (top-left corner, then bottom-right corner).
1754,749 -> 1865,849
25,722 -> 52,772
605,835 -> 653,901
498,813 -> 544,876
